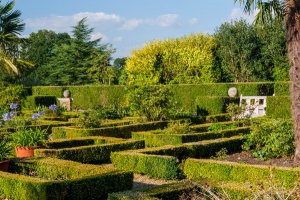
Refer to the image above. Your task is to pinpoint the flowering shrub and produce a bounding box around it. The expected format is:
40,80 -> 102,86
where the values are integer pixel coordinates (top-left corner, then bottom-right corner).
0,103 -> 46,129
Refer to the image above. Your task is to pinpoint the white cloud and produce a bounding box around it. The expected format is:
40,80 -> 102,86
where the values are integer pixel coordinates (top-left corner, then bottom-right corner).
189,17 -> 199,25
229,8 -> 257,23
113,36 -> 123,42
120,19 -> 143,30
24,12 -> 123,34
73,12 -> 122,23
156,14 -> 179,27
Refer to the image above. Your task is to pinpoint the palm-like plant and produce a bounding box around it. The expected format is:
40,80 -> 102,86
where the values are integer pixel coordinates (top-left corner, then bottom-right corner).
234,0 -> 300,162
0,0 -> 32,75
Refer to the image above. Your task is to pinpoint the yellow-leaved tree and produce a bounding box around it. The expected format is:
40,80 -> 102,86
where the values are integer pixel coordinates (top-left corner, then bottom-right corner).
125,33 -> 221,85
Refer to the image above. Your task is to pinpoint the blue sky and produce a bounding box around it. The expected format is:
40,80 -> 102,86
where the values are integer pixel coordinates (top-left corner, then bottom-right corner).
9,0 -> 255,60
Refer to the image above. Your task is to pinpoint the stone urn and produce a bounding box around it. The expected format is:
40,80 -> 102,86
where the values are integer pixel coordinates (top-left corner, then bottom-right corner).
63,90 -> 70,98
228,87 -> 238,97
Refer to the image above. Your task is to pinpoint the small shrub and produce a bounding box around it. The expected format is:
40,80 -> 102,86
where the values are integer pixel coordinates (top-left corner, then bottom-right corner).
127,85 -> 174,121
210,148 -> 228,160
164,120 -> 192,134
242,118 -> 295,160
74,109 -> 102,128
93,105 -> 127,120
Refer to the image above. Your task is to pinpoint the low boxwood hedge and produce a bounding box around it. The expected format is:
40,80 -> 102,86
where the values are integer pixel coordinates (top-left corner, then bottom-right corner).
51,121 -> 169,139
111,136 -> 244,180
35,139 -> 145,164
132,127 -> 250,147
183,158 -> 300,189
1,157 -> 133,200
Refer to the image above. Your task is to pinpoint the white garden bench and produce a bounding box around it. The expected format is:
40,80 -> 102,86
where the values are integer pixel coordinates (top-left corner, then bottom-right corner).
239,95 -> 267,118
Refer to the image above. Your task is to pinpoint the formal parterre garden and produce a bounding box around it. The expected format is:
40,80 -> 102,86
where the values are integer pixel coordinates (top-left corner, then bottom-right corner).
0,82 -> 298,200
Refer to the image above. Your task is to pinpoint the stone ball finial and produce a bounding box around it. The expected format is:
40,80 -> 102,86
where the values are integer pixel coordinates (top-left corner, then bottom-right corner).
63,90 -> 70,98
228,87 -> 238,97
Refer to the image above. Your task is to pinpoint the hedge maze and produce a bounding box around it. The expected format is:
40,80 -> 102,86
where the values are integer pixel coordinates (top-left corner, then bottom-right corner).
0,82 -> 296,199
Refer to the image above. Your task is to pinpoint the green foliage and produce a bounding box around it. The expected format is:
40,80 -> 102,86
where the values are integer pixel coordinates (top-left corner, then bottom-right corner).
215,19 -> 261,82
111,136 -> 244,179
256,21 -> 290,82
93,105 -> 128,120
127,85 -> 174,121
27,18 -> 115,86
164,120 -> 191,134
0,140 -> 12,161
0,0 -> 33,84
51,121 -> 168,139
36,140 -> 145,164
11,127 -> 48,147
274,81 -> 290,96
74,109 -> 102,128
20,30 -> 71,86
32,85 -> 127,110
110,152 -> 180,180
1,158 -> 133,200
210,148 -> 228,160
0,84 -> 24,112
242,118 -> 295,160
266,96 -> 291,119
132,127 -> 250,147
125,33 -> 221,85
207,122 -> 237,132
23,95 -> 57,110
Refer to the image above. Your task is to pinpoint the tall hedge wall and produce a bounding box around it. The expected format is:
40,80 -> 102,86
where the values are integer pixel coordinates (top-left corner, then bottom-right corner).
32,85 -> 128,110
266,96 -> 291,119
274,81 -> 290,96
32,82 -> 275,112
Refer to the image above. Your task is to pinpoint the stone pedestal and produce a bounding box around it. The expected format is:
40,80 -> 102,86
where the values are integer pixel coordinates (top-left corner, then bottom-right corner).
57,98 -> 72,111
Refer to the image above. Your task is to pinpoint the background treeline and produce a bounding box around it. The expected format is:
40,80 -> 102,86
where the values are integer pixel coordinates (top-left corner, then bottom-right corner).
1,18 -> 289,86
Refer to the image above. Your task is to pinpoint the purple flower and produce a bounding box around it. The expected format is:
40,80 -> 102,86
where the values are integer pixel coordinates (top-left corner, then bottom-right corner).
9,111 -> 16,118
29,171 -> 35,176
49,104 -> 59,111
32,113 -> 40,120
10,103 -> 19,110
2,113 -> 12,121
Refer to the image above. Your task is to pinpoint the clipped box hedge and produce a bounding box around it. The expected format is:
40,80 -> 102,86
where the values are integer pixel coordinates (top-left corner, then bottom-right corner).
111,136 -> 244,180
194,96 -> 239,115
189,121 -> 239,133
35,139 -> 145,164
108,180 -> 253,200
51,121 -> 169,139
274,81 -> 290,96
43,136 -> 125,149
0,157 -> 133,200
184,158 -> 300,189
108,180 -> 197,200
132,127 -> 250,147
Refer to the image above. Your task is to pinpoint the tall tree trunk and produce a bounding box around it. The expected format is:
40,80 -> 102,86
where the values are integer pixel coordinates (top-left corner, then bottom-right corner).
286,0 -> 300,163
